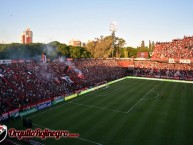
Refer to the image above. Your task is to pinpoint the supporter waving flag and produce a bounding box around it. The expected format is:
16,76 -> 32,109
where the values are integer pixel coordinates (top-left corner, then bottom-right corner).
63,66 -> 70,73
61,75 -> 74,84
42,53 -> 47,63
74,68 -> 84,79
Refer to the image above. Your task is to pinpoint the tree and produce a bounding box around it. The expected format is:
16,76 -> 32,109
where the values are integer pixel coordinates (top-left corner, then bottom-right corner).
123,48 -> 129,58
117,38 -> 126,48
141,40 -> 145,48
152,41 -> 155,50
0,41 -> 92,59
57,44 -> 69,57
69,46 -> 92,58
48,41 -> 60,47
149,40 -> 152,50
127,47 -> 137,57
85,35 -> 126,58
85,40 -> 97,58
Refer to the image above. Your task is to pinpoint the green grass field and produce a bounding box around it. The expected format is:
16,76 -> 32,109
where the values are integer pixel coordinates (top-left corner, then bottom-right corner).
8,78 -> 193,145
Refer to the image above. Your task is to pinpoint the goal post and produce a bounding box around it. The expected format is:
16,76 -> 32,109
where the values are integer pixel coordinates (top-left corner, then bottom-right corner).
95,81 -> 109,91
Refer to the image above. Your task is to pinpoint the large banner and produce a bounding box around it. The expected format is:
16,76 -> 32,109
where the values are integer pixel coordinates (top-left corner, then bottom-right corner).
151,58 -> 192,64
0,60 -> 11,64
169,58 -> 191,64
137,52 -> 149,58
52,96 -> 64,105
8,108 -> 20,118
37,100 -> 52,110
20,108 -> 38,117
0,59 -> 33,64
65,94 -> 77,101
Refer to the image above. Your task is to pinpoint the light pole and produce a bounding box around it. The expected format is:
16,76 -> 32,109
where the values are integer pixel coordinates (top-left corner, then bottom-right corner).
109,22 -> 117,58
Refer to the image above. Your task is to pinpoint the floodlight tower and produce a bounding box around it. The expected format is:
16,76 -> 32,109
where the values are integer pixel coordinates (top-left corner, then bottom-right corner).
110,22 -> 117,58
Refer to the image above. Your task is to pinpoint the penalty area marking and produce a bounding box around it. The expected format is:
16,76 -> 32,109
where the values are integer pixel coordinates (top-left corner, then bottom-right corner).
98,86 -> 125,96
33,123 -> 103,145
28,85 -> 126,120
71,86 -> 125,102
141,94 -> 160,101
140,89 -> 160,101
69,102 -> 127,114
126,86 -> 157,113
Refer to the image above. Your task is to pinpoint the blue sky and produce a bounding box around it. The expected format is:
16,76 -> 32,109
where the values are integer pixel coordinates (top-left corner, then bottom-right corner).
1,0 -> 193,47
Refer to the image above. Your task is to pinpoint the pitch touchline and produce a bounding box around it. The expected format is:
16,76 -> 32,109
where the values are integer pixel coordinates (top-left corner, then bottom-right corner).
126,86 -> 156,113
33,123 -> 103,145
69,102 -> 127,114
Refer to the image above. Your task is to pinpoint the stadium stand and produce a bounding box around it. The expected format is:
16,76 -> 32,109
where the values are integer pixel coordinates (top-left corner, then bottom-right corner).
1,36 -> 193,120
0,59 -> 127,114
134,61 -> 193,80
135,36 -> 193,80
152,36 -> 193,59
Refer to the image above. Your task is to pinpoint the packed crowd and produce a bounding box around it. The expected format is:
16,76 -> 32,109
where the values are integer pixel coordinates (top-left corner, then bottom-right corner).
74,59 -> 126,86
134,61 -> 193,79
152,36 -> 193,59
2,35 -> 193,115
0,59 -> 127,114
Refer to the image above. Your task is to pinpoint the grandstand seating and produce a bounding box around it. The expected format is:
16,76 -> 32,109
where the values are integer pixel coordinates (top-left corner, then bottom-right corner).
2,35 -> 193,115
0,59 -> 127,114
152,36 -> 193,59
134,61 -> 193,80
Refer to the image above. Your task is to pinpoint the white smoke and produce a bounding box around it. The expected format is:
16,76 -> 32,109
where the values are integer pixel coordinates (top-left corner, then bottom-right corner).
64,60 -> 83,77
59,56 -> 66,62
43,44 -> 58,60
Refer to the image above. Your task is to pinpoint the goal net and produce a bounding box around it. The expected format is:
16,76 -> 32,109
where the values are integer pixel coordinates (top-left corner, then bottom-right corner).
95,81 -> 109,91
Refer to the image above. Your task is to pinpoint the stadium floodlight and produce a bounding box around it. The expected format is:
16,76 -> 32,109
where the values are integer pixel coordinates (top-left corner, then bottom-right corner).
109,22 -> 118,32
109,22 -> 118,57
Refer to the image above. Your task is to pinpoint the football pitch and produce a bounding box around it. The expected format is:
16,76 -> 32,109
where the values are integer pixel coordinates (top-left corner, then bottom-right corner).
8,78 -> 193,145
